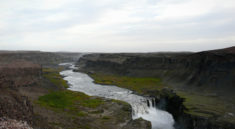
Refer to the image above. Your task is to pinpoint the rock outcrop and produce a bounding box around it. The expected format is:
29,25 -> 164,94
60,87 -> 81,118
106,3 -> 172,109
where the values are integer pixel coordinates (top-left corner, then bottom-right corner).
147,88 -> 235,129
0,60 -> 42,126
0,117 -> 32,129
0,60 -> 42,88
122,118 -> 151,129
0,92 -> 34,124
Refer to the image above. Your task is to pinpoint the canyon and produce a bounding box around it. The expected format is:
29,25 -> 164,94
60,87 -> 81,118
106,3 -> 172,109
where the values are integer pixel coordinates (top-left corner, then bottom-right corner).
0,47 -> 234,129
77,46 -> 235,129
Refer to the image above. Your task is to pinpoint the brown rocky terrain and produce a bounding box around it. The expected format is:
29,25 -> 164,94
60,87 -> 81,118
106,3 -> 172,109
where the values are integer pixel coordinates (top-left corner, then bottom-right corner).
0,117 -> 32,129
0,60 -> 41,128
0,60 -> 42,88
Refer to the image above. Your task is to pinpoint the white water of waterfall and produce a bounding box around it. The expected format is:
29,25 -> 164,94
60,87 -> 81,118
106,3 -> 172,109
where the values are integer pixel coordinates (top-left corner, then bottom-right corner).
59,63 -> 175,129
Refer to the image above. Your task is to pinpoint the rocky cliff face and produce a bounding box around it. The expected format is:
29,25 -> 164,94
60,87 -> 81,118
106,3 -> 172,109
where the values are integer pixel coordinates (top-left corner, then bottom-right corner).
0,60 -> 42,127
0,60 -> 42,88
0,91 -> 34,124
78,47 -> 235,96
0,117 -> 33,129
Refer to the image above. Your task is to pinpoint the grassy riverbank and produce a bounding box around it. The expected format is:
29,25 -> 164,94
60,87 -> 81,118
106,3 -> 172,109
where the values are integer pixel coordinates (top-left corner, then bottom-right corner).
30,67 -> 149,129
177,91 -> 235,124
37,90 -> 104,110
90,73 -> 164,94
42,68 -> 69,89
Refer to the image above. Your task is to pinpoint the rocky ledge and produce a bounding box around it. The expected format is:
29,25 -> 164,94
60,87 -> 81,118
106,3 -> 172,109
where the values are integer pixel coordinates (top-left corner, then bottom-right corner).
0,117 -> 32,129
0,60 -> 41,126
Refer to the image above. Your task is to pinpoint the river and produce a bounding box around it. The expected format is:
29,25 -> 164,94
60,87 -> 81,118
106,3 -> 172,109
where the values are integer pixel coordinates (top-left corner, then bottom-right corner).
60,63 -> 175,129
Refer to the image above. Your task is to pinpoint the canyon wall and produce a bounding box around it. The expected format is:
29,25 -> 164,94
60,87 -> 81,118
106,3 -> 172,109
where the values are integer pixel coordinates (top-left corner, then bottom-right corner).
78,47 -> 235,96
0,60 -> 42,125
0,60 -> 42,88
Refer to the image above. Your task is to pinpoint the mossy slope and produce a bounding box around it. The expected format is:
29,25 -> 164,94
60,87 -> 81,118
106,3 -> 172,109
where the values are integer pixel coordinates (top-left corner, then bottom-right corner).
90,73 -> 163,94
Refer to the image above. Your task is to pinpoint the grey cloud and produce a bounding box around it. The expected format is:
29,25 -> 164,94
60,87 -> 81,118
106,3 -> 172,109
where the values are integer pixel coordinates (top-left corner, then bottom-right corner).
0,0 -> 234,52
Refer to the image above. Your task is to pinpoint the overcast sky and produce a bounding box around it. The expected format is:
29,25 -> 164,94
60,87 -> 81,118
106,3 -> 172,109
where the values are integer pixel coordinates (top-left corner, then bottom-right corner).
0,0 -> 235,52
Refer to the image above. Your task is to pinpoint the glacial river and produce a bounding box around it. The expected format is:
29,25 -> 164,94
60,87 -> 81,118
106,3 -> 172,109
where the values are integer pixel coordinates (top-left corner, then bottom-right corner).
60,63 -> 175,129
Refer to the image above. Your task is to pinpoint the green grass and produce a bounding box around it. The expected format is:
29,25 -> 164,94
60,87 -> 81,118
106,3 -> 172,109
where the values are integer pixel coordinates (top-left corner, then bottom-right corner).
38,91 -> 73,109
43,68 -> 69,88
77,111 -> 88,117
177,91 -> 225,115
177,91 -> 235,123
37,90 -> 104,112
90,73 -> 163,94
102,116 -> 111,120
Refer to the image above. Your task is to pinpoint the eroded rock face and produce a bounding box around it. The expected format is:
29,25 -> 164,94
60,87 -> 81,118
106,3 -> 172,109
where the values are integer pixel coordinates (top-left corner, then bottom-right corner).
77,47 -> 235,95
0,60 -> 42,88
0,93 -> 33,124
0,117 -> 33,129
0,60 -> 42,126
147,89 -> 235,129
122,118 -> 152,129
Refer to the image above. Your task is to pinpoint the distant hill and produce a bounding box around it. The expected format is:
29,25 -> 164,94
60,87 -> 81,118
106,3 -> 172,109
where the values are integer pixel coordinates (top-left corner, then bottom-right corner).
207,46 -> 235,54
0,51 -> 81,67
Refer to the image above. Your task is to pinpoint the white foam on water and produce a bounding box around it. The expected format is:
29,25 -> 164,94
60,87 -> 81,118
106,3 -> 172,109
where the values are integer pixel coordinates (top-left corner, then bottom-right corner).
60,63 -> 175,129
134,107 -> 174,129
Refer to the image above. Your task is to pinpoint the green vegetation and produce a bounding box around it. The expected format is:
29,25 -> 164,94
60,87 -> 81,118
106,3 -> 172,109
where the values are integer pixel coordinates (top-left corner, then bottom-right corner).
37,90 -> 103,111
38,91 -> 73,109
90,73 -> 164,94
177,91 -> 235,123
112,99 -> 129,106
43,68 -> 69,88
102,116 -> 111,120
39,68 -> 104,115
77,111 -> 88,117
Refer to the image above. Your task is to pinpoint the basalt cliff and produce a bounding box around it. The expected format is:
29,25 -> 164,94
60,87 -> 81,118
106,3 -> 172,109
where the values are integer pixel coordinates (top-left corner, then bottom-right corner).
78,47 -> 235,96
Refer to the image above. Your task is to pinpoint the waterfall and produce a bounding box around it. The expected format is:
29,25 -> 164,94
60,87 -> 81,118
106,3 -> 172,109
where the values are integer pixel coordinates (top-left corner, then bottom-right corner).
132,97 -> 157,116
131,97 -> 174,129
146,98 -> 156,108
